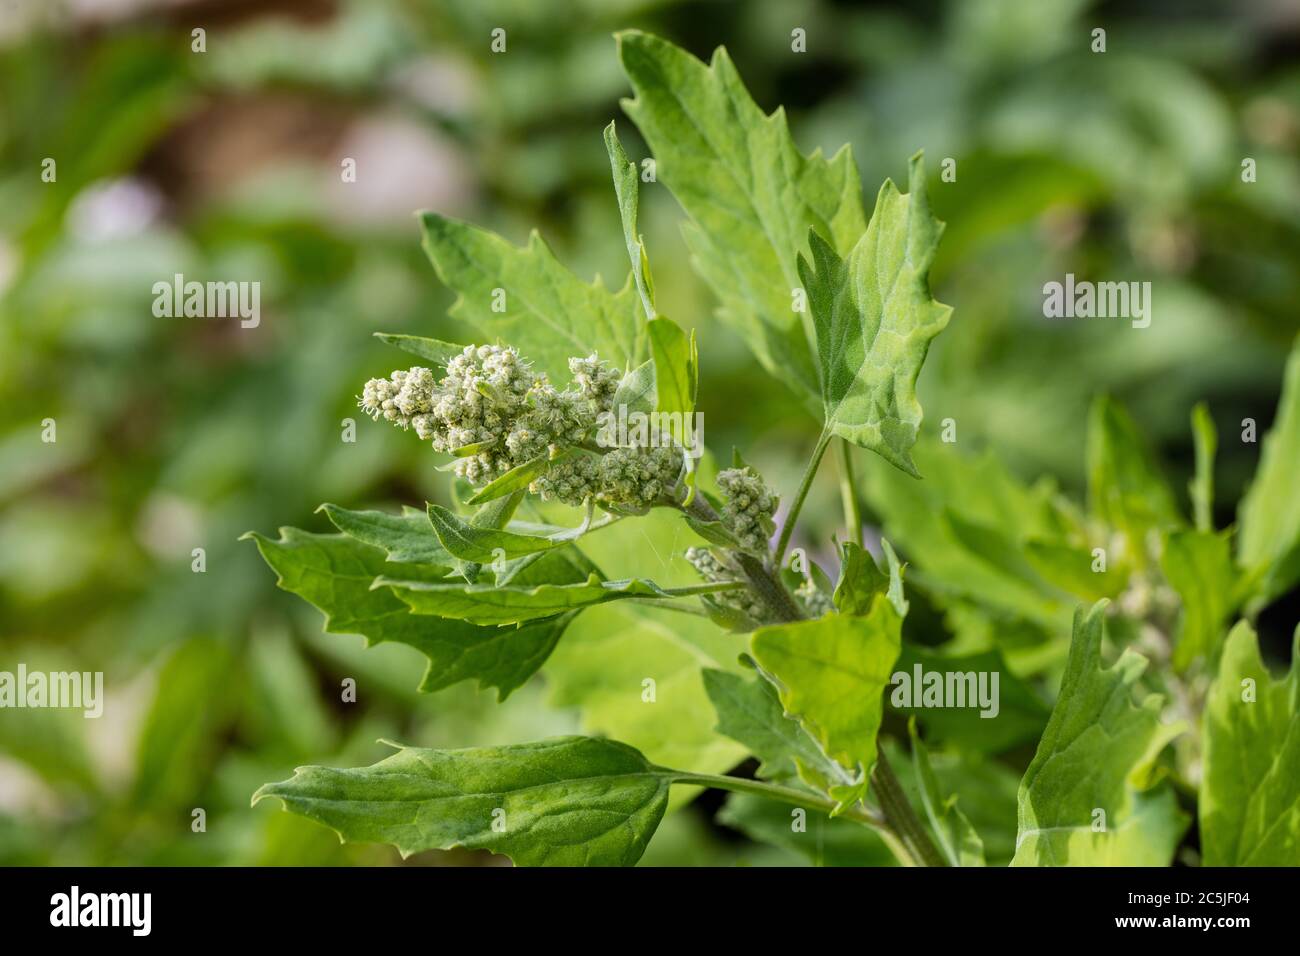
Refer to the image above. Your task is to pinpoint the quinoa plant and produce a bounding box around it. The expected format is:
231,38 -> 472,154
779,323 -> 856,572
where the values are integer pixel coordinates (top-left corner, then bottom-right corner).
247,33 -> 1300,867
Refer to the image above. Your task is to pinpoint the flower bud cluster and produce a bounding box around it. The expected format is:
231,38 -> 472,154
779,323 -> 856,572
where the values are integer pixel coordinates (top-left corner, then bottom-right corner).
717,466 -> 778,554
360,344 -> 683,507
794,577 -> 834,618
532,445 -> 682,510
684,546 -> 765,621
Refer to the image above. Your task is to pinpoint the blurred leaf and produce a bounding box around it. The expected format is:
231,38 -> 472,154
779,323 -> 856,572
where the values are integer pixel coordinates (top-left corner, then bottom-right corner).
1160,529 -> 1236,670
1237,337 -> 1300,605
1087,396 -> 1184,566
1012,603 -> 1187,866
908,720 -> 985,866
892,644 -> 1050,754
718,792 -> 895,867
133,637 -> 233,811
1200,621 -> 1300,866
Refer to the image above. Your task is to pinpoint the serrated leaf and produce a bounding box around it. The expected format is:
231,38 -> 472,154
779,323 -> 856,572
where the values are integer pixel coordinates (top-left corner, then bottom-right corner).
318,503 -> 452,566
244,528 -> 570,700
908,721 -> 985,867
702,668 -> 840,785
378,572 -> 679,626
798,157 -> 952,476
1200,621 -> 1300,866
1011,602 -> 1188,866
1160,528 -> 1236,670
1087,395 -> 1183,566
858,439 -> 1084,635
749,594 -> 903,802
1237,336 -> 1300,604
420,211 -> 645,382
372,333 -> 466,367
254,736 -> 672,866
617,30 -> 866,403
609,359 -> 657,420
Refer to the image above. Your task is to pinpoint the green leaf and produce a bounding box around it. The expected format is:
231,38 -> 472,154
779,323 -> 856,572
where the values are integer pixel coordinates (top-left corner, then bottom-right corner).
604,119 -> 654,319
798,157 -> 952,477
609,359 -> 657,419
1159,528 -> 1236,669
683,514 -> 741,549
1200,621 -> 1300,866
718,792 -> 896,866
833,539 -> 907,617
1189,402 -> 1217,532
617,30 -> 866,402
420,211 -> 645,383
908,721 -> 985,866
858,439 -> 1083,636
244,528 -> 569,700
1011,602 -> 1188,866
540,508 -> 748,780
1237,336 -> 1300,604
318,503 -> 451,566
647,316 -> 697,418
133,638 -> 233,812
749,594 -> 903,803
372,333 -> 467,367
378,572 -> 679,626
702,668 -> 840,785
466,454 -> 564,506
426,503 -> 565,564
1087,395 -> 1183,565
254,736 -> 672,866
892,645 -> 1051,754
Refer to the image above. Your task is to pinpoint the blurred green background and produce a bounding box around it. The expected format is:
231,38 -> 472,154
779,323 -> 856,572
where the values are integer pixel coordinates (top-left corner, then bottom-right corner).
1,0 -> 1297,865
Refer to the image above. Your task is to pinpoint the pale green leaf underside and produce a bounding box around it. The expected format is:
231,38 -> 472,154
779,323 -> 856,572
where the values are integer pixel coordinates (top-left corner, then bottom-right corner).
1012,602 -> 1187,866
254,736 -> 671,866
420,211 -> 645,383
244,528 -> 569,700
799,154 -> 952,476
617,30 -> 866,403
377,572 -> 672,626
1200,621 -> 1300,866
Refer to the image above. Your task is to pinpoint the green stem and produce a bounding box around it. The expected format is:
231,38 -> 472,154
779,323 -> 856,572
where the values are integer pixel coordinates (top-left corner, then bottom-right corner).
625,598 -> 711,617
671,771 -> 886,832
775,430 -> 832,563
871,750 -> 947,867
837,438 -> 864,548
